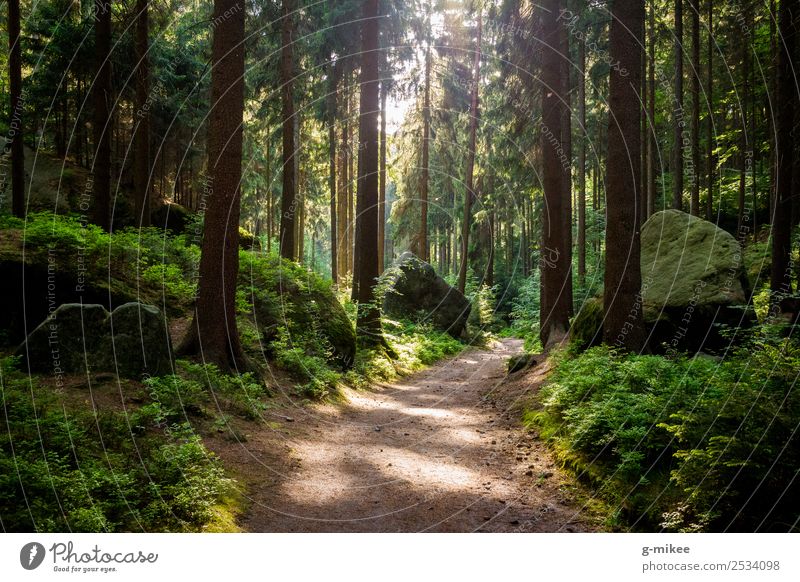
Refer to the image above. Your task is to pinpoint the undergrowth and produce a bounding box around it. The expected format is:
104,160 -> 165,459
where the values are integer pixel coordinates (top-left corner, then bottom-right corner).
526,326 -> 800,532
0,357 -> 238,532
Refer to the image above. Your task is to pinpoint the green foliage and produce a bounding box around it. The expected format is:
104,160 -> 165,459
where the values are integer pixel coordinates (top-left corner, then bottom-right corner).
272,327 -> 341,399
140,264 -> 197,304
146,360 -> 268,421
4,212 -> 200,309
529,333 -> 800,532
383,320 -> 464,371
509,272 -> 540,346
0,358 -> 234,532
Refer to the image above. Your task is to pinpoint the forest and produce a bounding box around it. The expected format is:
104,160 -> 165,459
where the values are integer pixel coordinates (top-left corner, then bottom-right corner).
0,0 -> 799,535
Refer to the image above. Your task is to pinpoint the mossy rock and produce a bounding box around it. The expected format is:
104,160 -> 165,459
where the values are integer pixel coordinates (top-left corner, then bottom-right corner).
238,227 -> 261,251
638,210 -> 754,352
151,202 -> 192,234
16,302 -> 173,378
570,297 -> 604,351
382,252 -> 471,337
239,253 -> 356,369
507,353 -> 538,374
640,209 -> 749,310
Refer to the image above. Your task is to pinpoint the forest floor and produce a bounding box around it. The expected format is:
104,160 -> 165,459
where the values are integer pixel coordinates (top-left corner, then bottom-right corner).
206,338 -> 600,532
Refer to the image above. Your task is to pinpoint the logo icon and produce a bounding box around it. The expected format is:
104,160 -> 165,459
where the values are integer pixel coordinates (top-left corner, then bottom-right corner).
20,542 -> 46,570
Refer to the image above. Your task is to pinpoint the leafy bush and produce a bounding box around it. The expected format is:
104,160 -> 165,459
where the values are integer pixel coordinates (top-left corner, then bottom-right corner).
0,358 -> 235,532
145,360 -> 268,420
529,332 -> 800,532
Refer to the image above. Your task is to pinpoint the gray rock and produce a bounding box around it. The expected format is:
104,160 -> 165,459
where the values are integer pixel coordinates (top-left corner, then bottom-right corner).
639,210 -> 754,352
17,302 -> 173,379
243,258 -> 356,369
507,354 -> 538,374
382,252 -> 471,337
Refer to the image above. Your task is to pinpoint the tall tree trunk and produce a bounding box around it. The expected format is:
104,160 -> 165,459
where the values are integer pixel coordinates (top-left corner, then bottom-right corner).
690,0 -> 700,215
604,0 -> 646,352
279,0 -> 297,260
539,0 -> 571,348
769,0 -> 778,223
179,0 -> 245,371
295,113 -> 304,261
8,0 -> 24,218
92,0 -> 112,230
347,92 -> 355,276
561,20 -> 574,316
738,7 -> 750,234
379,78 -> 388,274
338,113 -> 348,278
134,0 -> 151,227
457,8 -> 481,294
420,6 -> 431,262
672,0 -> 684,210
647,0 -> 656,217
266,135 -> 273,252
329,61 -> 339,284
704,0 -> 713,220
352,0 -> 382,344
771,0 -> 798,298
578,35 -> 587,285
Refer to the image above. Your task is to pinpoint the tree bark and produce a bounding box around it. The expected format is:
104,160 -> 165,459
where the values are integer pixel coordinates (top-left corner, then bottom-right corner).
8,0 -> 24,218
539,0 -> 571,348
329,61 -> 339,284
690,0 -> 700,215
279,0 -> 297,260
379,78 -> 388,273
771,0 -> 798,298
604,0 -> 646,352
561,19 -> 574,316
352,0 -> 382,344
134,0 -> 151,227
457,8 -> 481,294
647,0 -> 656,218
704,0 -> 713,220
92,0 -> 112,230
338,110 -> 348,278
737,4 -> 750,234
420,6 -> 431,262
578,33 -> 587,285
179,0 -> 245,371
672,0 -> 684,211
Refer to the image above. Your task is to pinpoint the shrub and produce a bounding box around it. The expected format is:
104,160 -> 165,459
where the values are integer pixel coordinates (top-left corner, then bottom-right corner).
0,357 -> 234,532
529,332 -> 800,532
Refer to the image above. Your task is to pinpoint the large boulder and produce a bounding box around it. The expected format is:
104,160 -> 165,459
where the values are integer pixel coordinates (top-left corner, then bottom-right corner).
241,255 -> 356,369
382,252 -> 471,337
151,202 -> 192,234
17,302 -> 173,379
639,209 -> 754,352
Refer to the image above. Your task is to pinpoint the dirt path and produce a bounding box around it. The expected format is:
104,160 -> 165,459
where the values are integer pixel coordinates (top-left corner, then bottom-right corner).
208,338 -> 595,532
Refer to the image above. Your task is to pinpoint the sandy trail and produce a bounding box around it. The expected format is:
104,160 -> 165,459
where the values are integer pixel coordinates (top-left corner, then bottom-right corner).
209,338 -> 594,532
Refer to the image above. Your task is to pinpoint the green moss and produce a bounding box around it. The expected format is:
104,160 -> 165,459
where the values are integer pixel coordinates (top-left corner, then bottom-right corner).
569,297 -> 604,351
